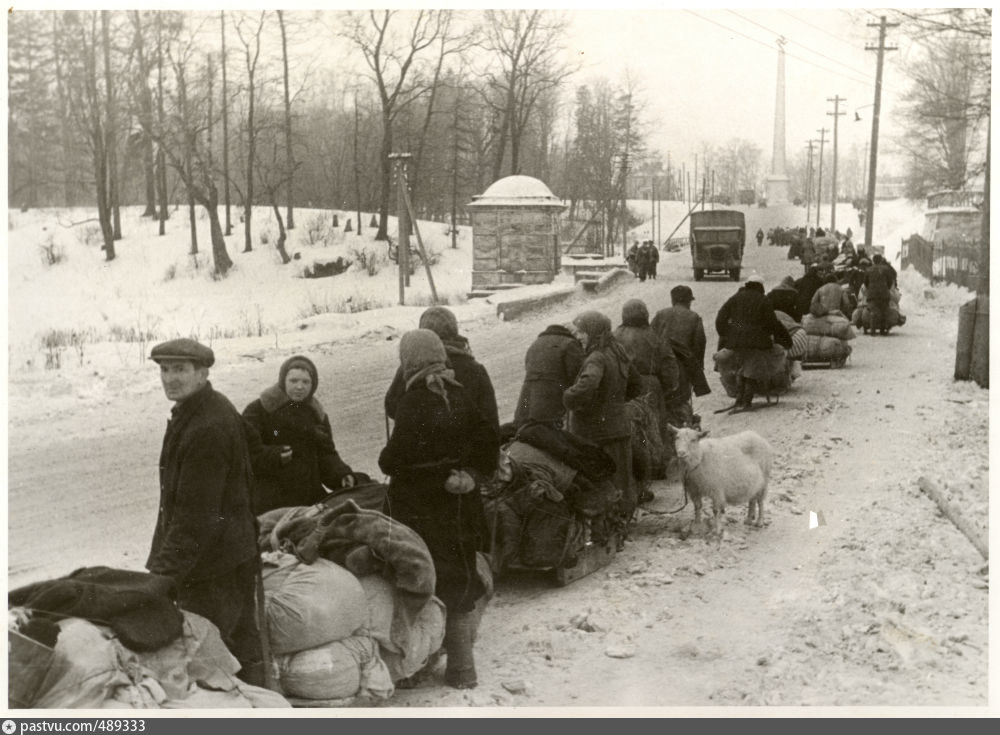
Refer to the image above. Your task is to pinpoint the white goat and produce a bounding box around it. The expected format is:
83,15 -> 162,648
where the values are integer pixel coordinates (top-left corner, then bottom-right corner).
666,425 -> 772,535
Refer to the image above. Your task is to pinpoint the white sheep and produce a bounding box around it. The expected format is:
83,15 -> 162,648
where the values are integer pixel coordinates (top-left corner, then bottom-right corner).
666,425 -> 773,535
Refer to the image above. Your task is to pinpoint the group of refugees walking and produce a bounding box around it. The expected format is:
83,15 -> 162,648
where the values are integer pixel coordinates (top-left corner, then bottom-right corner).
626,239 -> 661,281
142,278 -> 725,696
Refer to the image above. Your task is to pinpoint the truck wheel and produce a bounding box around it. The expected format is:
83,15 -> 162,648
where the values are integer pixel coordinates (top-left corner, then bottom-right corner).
730,268 -> 741,281
693,268 -> 704,281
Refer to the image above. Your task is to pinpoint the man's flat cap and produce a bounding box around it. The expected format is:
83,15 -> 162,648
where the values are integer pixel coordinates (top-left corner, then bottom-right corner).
150,338 -> 215,367
671,285 -> 695,302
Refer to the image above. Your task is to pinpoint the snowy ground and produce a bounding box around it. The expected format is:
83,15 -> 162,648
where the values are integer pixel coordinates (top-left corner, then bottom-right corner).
4,199 -> 992,712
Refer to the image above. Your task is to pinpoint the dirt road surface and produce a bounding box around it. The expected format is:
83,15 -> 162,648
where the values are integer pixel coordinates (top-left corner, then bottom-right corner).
7,226 -> 989,708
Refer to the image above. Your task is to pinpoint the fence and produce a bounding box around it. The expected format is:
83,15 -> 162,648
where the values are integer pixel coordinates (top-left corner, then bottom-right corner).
901,234 -> 982,291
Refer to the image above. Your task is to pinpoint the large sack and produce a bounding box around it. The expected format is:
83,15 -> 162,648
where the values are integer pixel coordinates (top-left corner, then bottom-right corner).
802,313 -> 856,340
774,312 -> 809,360
855,304 -> 903,330
275,634 -> 393,701
804,335 -> 852,365
8,625 -> 56,708
358,575 -> 446,682
809,282 -> 850,318
262,552 -> 367,655
521,498 -> 583,568
161,682 -> 290,709
30,618 -> 133,709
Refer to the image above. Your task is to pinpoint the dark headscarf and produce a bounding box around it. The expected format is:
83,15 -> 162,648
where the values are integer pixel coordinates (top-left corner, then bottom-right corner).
278,355 -> 319,399
620,299 -> 649,328
398,329 -> 460,409
574,310 -> 630,363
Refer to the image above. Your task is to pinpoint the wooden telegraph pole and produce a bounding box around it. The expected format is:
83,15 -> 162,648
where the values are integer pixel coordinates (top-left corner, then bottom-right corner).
863,15 -> 898,250
827,95 -> 845,233
805,139 -> 817,226
390,153 -> 412,304
815,127 -> 827,229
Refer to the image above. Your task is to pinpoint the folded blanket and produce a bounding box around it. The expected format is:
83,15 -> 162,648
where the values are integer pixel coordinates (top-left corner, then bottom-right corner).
8,567 -> 183,652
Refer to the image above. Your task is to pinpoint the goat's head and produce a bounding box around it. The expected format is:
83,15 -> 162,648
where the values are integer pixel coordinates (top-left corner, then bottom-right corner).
666,424 -> 709,466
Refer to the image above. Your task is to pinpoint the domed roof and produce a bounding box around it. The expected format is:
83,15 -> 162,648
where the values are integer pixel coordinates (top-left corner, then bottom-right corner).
468,175 -> 564,209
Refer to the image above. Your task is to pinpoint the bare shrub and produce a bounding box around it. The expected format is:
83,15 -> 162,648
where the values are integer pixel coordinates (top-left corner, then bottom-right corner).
39,235 -> 66,266
349,246 -> 387,276
41,329 -> 68,369
163,263 -> 178,281
76,224 -> 102,247
302,214 -> 331,246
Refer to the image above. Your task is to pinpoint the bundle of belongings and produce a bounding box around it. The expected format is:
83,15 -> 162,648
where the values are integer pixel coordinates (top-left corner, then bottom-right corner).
801,282 -> 856,367
8,567 -> 289,709
774,311 -> 807,382
851,285 -> 906,333
713,344 -> 791,401
482,422 -> 622,577
256,498 -> 459,705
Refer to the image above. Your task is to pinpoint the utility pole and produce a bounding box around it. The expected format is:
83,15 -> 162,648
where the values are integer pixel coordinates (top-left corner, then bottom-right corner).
864,15 -> 898,250
649,175 -> 655,243
861,139 -> 869,200
805,139 -> 817,226
619,152 -> 630,257
389,153 -> 412,303
827,95 -> 846,233
815,127 -> 827,229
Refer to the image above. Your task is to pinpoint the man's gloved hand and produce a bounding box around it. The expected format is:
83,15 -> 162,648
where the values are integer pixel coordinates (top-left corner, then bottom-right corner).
444,469 -> 476,495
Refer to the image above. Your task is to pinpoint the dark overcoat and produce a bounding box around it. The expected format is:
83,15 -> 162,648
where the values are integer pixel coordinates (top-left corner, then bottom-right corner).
378,381 -> 499,613
147,383 -> 258,584
514,325 -> 585,427
563,346 -> 642,444
716,287 -> 793,351
651,305 -> 710,401
243,387 -> 353,513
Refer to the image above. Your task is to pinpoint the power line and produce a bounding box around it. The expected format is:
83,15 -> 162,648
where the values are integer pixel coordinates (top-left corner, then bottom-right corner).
684,10 -> 874,88
728,10 -> 873,81
779,9 -> 860,51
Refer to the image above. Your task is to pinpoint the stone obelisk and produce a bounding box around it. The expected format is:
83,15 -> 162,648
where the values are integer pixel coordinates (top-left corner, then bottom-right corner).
764,37 -> 791,205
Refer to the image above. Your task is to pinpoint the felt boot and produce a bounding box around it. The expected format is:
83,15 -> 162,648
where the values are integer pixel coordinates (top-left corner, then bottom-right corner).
444,610 -> 479,689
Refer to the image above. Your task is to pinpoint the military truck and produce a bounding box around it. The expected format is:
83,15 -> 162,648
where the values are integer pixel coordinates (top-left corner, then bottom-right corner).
689,209 -> 746,281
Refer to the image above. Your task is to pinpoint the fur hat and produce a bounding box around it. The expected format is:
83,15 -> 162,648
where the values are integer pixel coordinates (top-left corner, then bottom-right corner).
670,285 -> 695,303
418,306 -> 460,342
620,299 -> 649,327
279,355 -> 319,399
399,329 -> 448,384
772,276 -> 797,293
573,311 -> 612,340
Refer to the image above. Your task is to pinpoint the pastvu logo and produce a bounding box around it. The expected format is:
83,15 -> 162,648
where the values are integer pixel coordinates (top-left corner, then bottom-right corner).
2,719 -> 17,734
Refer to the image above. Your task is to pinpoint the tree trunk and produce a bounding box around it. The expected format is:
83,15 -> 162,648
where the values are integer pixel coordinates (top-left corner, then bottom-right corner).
156,11 -> 167,235
221,11 -> 232,236
353,92 -> 362,237
376,110 -> 392,241
278,10 -> 295,230
101,11 -> 121,241
201,182 -> 233,276
271,203 -> 290,264
244,71 -> 255,252
53,13 -> 75,206
132,12 -> 157,217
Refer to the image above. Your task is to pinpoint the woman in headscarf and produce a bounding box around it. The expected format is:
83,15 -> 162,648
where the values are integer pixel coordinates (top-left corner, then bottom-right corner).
378,329 -> 499,690
385,306 -> 499,437
766,275 -> 802,322
243,355 -> 355,514
564,311 -> 643,524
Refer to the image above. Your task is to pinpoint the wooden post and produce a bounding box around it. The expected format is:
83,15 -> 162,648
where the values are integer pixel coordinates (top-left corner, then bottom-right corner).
390,153 -> 412,305
401,183 -> 439,304
918,477 -> 988,561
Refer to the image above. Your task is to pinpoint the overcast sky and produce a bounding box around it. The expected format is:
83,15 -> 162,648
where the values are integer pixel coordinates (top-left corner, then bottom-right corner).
560,7 -> 912,172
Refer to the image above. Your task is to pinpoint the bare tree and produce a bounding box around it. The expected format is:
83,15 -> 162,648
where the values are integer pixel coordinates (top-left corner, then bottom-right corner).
127,11 -> 159,218
220,10 -> 233,235
101,11 -> 122,240
342,9 -> 448,240
276,10 -> 297,230
479,9 -> 574,178
234,11 -> 267,252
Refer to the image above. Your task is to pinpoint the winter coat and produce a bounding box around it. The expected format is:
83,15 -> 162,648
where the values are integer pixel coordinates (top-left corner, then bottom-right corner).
809,282 -> 852,317
563,343 -> 643,444
378,381 -> 499,613
243,386 -> 353,513
865,263 -> 897,303
613,323 -> 679,402
514,325 -> 585,427
794,269 -> 829,318
766,282 -> 802,323
147,383 -> 258,585
651,305 -> 710,401
716,286 -> 793,352
385,338 -> 500,436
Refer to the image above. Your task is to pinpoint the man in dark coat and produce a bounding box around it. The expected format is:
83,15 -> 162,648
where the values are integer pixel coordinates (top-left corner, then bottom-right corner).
715,276 -> 793,411
147,338 -> 263,685
863,253 -> 897,334
385,306 -> 499,437
766,275 -> 802,322
651,285 -> 710,430
514,324 -> 585,429
635,241 -> 652,282
379,329 -> 499,689
794,263 -> 831,319
755,228 -> 765,247
564,311 -> 643,523
243,354 -> 355,513
645,241 -> 660,279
